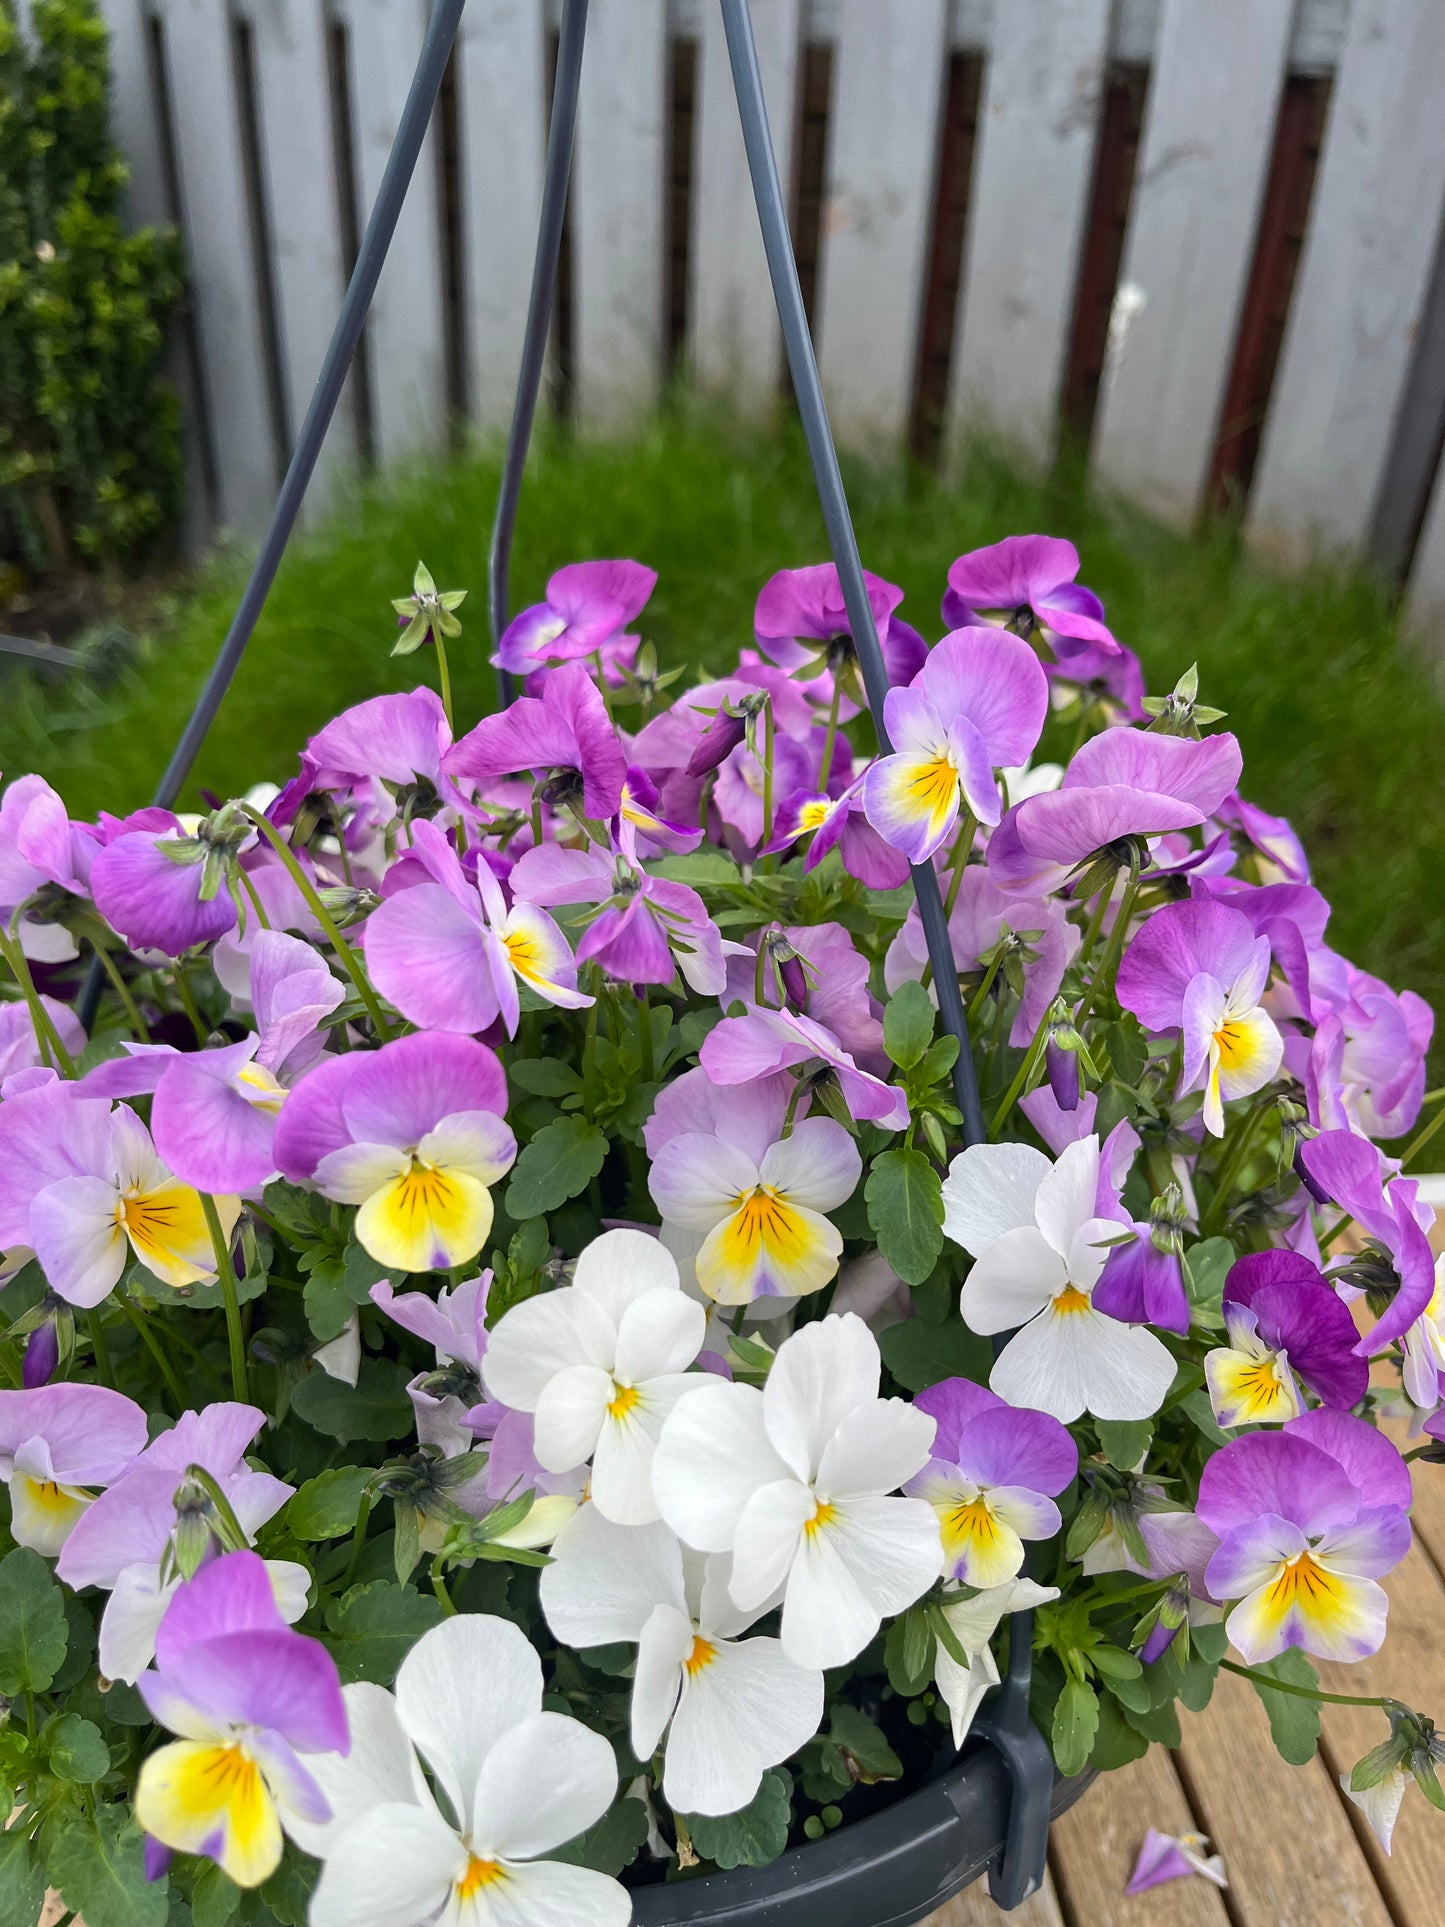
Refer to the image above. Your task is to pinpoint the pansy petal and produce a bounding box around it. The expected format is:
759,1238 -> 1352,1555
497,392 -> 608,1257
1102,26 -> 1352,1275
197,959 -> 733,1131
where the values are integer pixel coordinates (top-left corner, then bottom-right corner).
471,1710 -> 617,1858
136,1738 -> 283,1888
663,1633 -> 824,1818
653,1382 -> 791,1552
28,1175 -> 127,1308
940,1142 -> 1051,1255
395,1615 -> 541,1831
309,1801 -> 464,1927
762,1312 -> 879,1483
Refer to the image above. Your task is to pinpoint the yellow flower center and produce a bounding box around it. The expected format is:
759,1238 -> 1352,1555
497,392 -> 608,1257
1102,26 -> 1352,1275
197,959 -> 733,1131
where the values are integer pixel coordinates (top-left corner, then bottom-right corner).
1052,1283 -> 1091,1315
607,1383 -> 640,1421
235,1062 -> 287,1113
684,1635 -> 717,1676
456,1854 -> 506,1900
1213,1018 -> 1253,1071
724,1187 -> 811,1265
906,754 -> 960,816
503,926 -> 542,980
1264,1549 -> 1345,1614
804,1499 -> 838,1538
797,799 -> 832,833
942,1495 -> 1000,1556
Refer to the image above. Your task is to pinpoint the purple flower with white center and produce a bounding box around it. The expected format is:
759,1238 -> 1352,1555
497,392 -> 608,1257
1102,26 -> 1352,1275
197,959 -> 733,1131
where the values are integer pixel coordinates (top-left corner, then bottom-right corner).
942,534 -> 1120,658
1298,1129 -> 1436,1355
700,1005 -> 910,1130
443,662 -> 627,821
510,823 -> 728,994
723,921 -> 886,1072
494,558 -> 656,675
1203,1249 -> 1368,1427
0,1382 -> 147,1556
862,630 -> 1049,860
903,1377 -> 1076,1588
763,773 -> 912,888
1306,965 -> 1434,1141
987,726 -> 1243,897
273,1031 -> 516,1274
371,1273 -> 505,1452
1126,1829 -> 1228,1895
753,562 -> 926,715
885,865 -> 1079,1048
135,1550 -> 348,1890
365,819 -> 589,1036
57,1401 -> 303,1682
1191,873 -> 1332,1025
1196,1413 -> 1412,1664
1116,898 -> 1283,1135
0,772 -> 89,960
617,763 -> 703,855
90,804 -> 254,956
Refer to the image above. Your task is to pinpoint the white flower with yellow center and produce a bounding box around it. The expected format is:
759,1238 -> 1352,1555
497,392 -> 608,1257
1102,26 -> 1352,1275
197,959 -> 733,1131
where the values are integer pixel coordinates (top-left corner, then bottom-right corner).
482,1228 -> 707,1526
944,1137 -> 1176,1424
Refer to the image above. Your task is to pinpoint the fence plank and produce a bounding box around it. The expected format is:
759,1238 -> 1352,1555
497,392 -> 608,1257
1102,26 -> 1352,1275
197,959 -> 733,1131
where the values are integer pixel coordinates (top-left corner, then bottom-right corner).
1247,0 -> 1445,566
154,0 -> 277,535
573,0 -> 668,429
456,0 -> 546,428
1090,0 -> 1292,525
690,0 -> 799,414
97,0 -> 170,229
814,0 -> 949,446
946,0 -> 1112,467
336,0 -> 448,464
247,0 -> 356,502
1403,461 -> 1445,664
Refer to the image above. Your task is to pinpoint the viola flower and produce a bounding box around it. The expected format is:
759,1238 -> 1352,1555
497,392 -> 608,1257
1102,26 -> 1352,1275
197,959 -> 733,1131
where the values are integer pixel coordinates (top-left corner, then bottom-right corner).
1045,635 -> 1148,722
753,562 -> 925,712
1203,1250 -> 1367,1427
484,1407 -> 590,1547
1298,1130 -> 1436,1355
987,726 -> 1242,897
903,1378 -> 1076,1588
931,1575 -> 1061,1747
862,629 -> 1049,860
306,686 -> 453,797
1306,965 -> 1434,1141
722,920 -> 887,1073
1116,898 -> 1284,1135
0,1383 -> 147,1556
1126,1829 -> 1228,1894
539,1509 -> 824,1816
652,1313 -> 941,1668
273,1032 -> 516,1273
365,819 -> 589,1035
90,802 -> 255,955
510,823 -> 728,994
764,776 -> 911,889
135,1551 -> 348,1889
0,772 -> 89,961
495,558 -> 656,675
0,994 -> 86,1079
27,1101 -> 239,1307
444,663 -> 627,822
617,763 -> 703,856
1196,1411 -> 1412,1664
0,1072 -> 116,1270
483,1229 -> 706,1526
944,1137 -> 1176,1423
942,534 -> 1120,659
713,731 -> 820,855
1399,1255 -> 1445,1414
300,1614 -> 627,1927
57,1402 -> 304,1682
649,1107 -> 860,1306
700,1005 -> 910,1130
1219,792 -> 1311,884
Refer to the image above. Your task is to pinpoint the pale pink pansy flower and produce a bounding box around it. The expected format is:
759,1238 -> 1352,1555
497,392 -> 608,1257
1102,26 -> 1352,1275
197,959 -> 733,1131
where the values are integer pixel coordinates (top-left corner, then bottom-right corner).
0,1383 -> 148,1556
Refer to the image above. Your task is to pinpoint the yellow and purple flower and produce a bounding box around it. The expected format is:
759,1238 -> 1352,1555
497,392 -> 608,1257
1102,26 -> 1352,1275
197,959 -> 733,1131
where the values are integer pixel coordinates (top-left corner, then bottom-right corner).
1203,1249 -> 1368,1428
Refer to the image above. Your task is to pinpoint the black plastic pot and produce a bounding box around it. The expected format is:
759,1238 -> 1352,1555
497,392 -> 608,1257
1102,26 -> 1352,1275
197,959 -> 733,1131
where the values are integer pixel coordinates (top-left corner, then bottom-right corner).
630,1754 -> 1095,1927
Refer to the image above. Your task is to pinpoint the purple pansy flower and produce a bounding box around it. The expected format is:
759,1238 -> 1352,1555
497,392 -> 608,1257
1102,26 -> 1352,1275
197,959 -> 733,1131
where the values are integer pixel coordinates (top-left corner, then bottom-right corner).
0,772 -> 89,960
1298,1129 -> 1436,1355
90,808 -> 251,956
1306,965 -> 1434,1141
713,730 -> 821,855
862,629 -> 1049,860
1203,1249 -> 1369,1426
617,764 -> 704,856
987,726 -> 1243,897
0,1382 -> 148,1556
365,819 -> 589,1036
306,686 -> 452,796
764,771 -> 911,888
0,995 -> 85,1080
371,1272 -> 505,1453
700,1005 -> 910,1130
494,559 -> 656,676
1196,1414 -> 1412,1664
722,921 -> 886,1072
942,534 -> 1120,658
135,1550 -> 348,1890
444,663 -> 627,822
1092,1195 -> 1191,1335
904,1378 -> 1076,1587
1218,792 -> 1310,884
753,562 -> 926,713
1126,1829 -> 1228,1894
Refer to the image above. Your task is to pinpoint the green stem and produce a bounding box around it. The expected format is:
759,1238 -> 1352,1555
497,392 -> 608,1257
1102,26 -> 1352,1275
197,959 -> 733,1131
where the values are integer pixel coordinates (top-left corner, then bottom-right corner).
119,1291 -> 190,1411
431,1563 -> 457,1616
966,951 -> 1005,1026
1219,1657 -> 1394,1710
91,942 -> 148,1043
0,926 -> 75,1075
1400,1097 -> 1445,1172
817,679 -> 843,792
201,1194 -> 249,1403
1071,873 -> 1116,981
636,986 -> 655,1082
171,963 -> 209,1046
234,865 -> 272,934
243,807 -> 394,1040
1202,1095 -> 1274,1237
341,1493 -> 373,1593
435,636 -> 455,735
86,1307 -> 115,1388
760,701 -> 775,855
990,1022 -> 1050,1140
1074,865 -> 1140,1030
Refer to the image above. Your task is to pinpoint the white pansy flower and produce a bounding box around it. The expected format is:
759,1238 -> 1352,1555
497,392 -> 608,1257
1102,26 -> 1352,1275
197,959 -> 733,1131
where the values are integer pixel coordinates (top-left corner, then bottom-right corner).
943,1137 -> 1175,1424
931,1576 -> 1060,1747
541,1507 -> 823,1817
652,1313 -> 941,1669
482,1228 -> 707,1525
301,1614 -> 628,1927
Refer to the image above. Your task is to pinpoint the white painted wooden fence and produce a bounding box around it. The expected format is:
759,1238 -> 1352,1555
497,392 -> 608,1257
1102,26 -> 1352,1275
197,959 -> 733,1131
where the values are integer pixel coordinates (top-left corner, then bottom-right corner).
86,0 -> 1445,638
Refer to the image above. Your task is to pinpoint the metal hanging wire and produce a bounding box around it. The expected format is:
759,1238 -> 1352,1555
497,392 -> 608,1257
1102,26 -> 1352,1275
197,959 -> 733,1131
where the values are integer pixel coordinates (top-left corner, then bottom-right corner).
132,0 -> 1055,1906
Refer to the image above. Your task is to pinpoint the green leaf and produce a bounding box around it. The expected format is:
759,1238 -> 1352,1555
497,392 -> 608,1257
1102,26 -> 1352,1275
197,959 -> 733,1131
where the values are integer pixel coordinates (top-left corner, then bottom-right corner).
49,1594 -> 97,1694
0,1547 -> 68,1695
828,1703 -> 903,1781
291,1358 -> 414,1443
884,1607 -> 935,1696
47,1806 -> 169,1927
47,1713 -> 111,1783
302,1259 -> 354,1343
323,1581 -> 445,1685
865,1148 -> 944,1285
1089,1643 -> 1143,1682
1106,1016 -> 1150,1087
1180,1388 -> 1228,1446
504,1118 -> 608,1219
190,1865 -> 241,1927
1119,1697 -> 1181,1747
1183,1237 -> 1235,1329
0,1829 -> 46,1927
551,1796 -> 649,1876
1089,1693 -> 1150,1771
1249,1649 -> 1321,1764
684,1768 -> 792,1869
257,1848 -> 317,1927
883,981 -> 935,1071
509,1060 -> 584,1097
1052,1678 -> 1100,1777
1095,1418 -> 1153,1470
342,1240 -> 391,1300
879,1315 -> 991,1392
288,1466 -> 371,1541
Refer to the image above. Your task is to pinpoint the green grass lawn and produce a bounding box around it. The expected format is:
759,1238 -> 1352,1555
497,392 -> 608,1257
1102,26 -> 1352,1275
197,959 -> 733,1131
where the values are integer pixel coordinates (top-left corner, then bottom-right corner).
3,413 -> 1441,1033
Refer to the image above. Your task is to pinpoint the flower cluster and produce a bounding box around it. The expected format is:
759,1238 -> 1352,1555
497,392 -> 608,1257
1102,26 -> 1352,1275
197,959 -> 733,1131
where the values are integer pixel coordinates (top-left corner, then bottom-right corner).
0,535 -> 1440,1924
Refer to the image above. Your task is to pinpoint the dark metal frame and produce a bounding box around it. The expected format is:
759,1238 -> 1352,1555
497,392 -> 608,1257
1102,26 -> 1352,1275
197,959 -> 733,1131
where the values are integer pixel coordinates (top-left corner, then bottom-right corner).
144,0 -> 1055,1908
